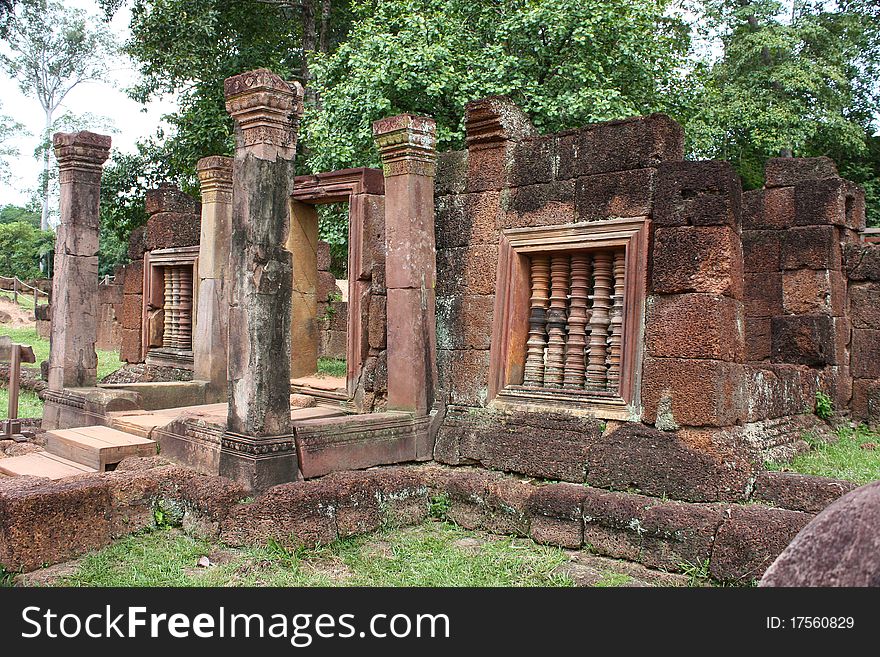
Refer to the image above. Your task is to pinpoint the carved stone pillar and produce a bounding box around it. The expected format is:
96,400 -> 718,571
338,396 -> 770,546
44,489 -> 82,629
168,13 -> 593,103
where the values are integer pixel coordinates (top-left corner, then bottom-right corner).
523,254 -> 550,387
607,250 -> 626,392
373,114 -> 438,415
220,68 -> 304,490
47,131 -> 111,391
194,156 -> 233,392
587,252 -> 613,390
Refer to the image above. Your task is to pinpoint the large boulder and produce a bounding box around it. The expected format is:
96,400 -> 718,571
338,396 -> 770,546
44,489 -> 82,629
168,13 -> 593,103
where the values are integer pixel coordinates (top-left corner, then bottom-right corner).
760,480 -> 880,587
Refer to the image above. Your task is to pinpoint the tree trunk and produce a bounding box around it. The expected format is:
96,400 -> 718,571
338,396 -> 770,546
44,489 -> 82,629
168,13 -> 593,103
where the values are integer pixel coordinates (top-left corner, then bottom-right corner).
319,0 -> 330,53
302,0 -> 317,104
40,121 -> 50,232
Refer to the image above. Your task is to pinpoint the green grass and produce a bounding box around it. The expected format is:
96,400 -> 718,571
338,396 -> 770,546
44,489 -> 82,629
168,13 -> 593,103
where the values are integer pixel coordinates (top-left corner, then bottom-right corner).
766,425 -> 880,485
0,288 -> 42,309
317,357 -> 346,378
52,522 -> 574,588
0,325 -> 123,380
0,387 -> 43,418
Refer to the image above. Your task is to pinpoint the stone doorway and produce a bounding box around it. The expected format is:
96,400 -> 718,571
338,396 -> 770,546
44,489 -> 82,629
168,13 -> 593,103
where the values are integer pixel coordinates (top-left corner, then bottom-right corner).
288,168 -> 387,412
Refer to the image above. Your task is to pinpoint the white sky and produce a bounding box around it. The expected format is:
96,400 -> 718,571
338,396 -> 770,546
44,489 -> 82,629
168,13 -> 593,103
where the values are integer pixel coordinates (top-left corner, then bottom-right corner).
0,0 -> 177,207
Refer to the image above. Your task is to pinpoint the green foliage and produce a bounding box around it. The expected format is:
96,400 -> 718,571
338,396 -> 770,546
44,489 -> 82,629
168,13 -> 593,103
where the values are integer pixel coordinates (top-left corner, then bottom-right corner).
815,390 -> 835,420
0,221 -> 53,279
0,563 -> 15,587
304,0 -> 690,173
766,424 -> 880,485
0,204 -> 39,228
317,357 -> 346,377
317,204 -> 349,278
153,499 -> 184,529
679,558 -> 712,586
0,325 -> 122,380
685,1 -> 880,195
0,100 -> 26,184
429,492 -> 451,520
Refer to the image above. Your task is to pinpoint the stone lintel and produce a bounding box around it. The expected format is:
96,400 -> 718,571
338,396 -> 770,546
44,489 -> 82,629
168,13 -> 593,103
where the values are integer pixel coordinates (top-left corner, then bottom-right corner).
373,114 -> 437,177
224,68 -> 304,160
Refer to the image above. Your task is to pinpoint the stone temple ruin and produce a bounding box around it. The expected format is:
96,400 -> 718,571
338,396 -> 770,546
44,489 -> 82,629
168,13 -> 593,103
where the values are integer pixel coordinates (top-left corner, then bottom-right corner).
2,67 -> 879,583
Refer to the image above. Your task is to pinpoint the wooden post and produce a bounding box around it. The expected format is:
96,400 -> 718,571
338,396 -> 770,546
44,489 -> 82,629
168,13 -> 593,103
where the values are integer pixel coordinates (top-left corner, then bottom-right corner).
12,277 -> 17,304
8,344 -> 20,420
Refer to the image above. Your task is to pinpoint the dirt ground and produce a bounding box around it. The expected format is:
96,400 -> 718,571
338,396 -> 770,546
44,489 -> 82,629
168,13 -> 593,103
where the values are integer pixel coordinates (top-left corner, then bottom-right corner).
0,297 -> 34,327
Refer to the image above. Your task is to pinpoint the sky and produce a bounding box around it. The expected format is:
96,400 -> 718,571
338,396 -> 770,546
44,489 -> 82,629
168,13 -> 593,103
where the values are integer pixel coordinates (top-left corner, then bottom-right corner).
0,0 -> 177,207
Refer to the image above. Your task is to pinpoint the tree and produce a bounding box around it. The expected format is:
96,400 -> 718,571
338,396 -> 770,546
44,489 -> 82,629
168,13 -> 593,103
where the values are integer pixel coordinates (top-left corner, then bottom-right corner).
303,0 -> 691,173
0,203 -> 40,227
1,0 -> 116,230
100,0 -> 352,189
0,220 -> 53,279
0,100 -> 26,183
685,0 -> 880,204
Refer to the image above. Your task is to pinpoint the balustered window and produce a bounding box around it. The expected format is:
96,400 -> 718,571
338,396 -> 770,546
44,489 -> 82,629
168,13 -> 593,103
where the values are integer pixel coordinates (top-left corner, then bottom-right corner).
489,218 -> 648,420
143,246 -> 199,370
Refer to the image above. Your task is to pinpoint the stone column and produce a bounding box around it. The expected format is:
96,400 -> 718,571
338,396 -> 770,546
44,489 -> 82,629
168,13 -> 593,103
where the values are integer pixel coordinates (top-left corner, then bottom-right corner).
194,156 -> 233,393
220,68 -> 304,489
372,114 -> 438,415
47,131 -> 111,390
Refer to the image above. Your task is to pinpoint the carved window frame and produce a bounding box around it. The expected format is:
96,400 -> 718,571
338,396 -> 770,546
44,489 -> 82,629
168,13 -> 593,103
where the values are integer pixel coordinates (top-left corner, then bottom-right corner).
487,217 -> 649,420
142,246 -> 200,369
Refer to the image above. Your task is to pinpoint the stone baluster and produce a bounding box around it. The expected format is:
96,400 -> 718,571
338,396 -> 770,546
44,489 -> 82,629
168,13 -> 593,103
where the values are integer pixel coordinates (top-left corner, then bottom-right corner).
163,267 -> 175,349
586,252 -> 613,390
178,266 -> 193,349
606,249 -> 626,393
544,254 -> 569,388
523,254 -> 550,387
564,252 -> 591,389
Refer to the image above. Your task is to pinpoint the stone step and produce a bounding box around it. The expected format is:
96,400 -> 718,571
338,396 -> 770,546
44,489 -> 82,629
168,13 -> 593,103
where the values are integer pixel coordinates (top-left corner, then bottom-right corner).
45,425 -> 156,471
0,451 -> 97,479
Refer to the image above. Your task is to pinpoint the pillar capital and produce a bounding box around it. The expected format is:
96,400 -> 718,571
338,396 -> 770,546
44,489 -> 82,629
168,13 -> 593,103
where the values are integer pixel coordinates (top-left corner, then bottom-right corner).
372,114 -> 437,177
52,131 -> 111,181
224,68 -> 303,160
197,156 -> 234,204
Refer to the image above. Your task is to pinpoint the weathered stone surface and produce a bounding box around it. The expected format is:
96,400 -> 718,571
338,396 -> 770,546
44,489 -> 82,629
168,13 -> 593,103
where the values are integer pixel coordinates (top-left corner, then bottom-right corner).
120,327 -> 143,363
510,134 -> 556,187
500,180 -> 576,228
850,283 -> 880,329
586,424 -> 753,503
651,226 -> 743,299
793,177 -> 850,227
852,329 -> 880,378
753,471 -> 856,514
436,294 -> 495,350
320,471 -> 383,538
654,160 -> 741,228
742,230 -> 782,273
368,294 -> 387,350
557,114 -> 684,179
764,156 -> 839,188
221,481 -> 337,550
742,365 -> 818,421
435,192 -> 500,249
145,210 -> 201,251
122,260 -> 144,295
781,225 -> 842,270
580,487 -> 722,571
443,468 -> 501,530
844,243 -> 880,281
434,150 -> 467,195
128,225 -> 146,261
371,466 -> 429,526
782,269 -> 846,316
852,379 -> 880,425
745,318 -> 772,362
743,187 -> 795,230
744,272 -> 783,318
436,349 -> 490,407
710,505 -> 811,583
770,315 -> 846,366
0,475 -> 112,572
641,358 -> 745,428
436,406 -> 602,481
526,483 -> 587,549
760,481 -> 880,586
575,169 -> 654,221
436,244 -> 498,297
646,293 -> 744,361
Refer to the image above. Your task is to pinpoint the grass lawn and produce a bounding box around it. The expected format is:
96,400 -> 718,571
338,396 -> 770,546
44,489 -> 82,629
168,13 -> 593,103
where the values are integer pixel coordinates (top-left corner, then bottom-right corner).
317,357 -> 346,378
49,522 -> 575,588
0,325 -> 124,418
0,288 -> 41,309
766,424 -> 880,485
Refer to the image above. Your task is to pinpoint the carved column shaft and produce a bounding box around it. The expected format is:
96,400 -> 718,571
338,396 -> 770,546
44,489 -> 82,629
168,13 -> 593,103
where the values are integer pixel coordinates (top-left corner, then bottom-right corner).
587,252 -> 613,390
564,252 -> 591,389
606,249 -> 626,392
224,69 -> 303,438
524,254 -> 550,386
47,131 -> 111,390
544,254 -> 569,388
